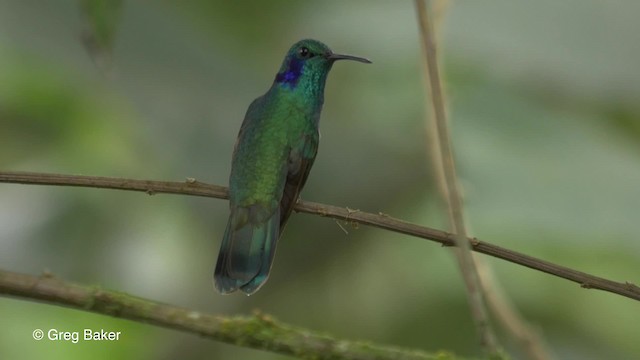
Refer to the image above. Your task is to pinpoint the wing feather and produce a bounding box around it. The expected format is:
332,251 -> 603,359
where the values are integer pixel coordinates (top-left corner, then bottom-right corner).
279,134 -> 318,232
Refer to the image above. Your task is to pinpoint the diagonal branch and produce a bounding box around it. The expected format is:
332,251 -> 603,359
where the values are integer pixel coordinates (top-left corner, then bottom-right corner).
414,0 -> 497,353
1,170 -> 639,302
0,269 -> 451,360
415,3 -> 552,359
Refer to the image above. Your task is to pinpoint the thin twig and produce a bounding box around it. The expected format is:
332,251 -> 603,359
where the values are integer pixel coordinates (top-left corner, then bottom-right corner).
414,0 -> 497,354
0,171 -> 639,302
415,2 -> 552,359
0,269 -> 451,360
476,260 -> 552,359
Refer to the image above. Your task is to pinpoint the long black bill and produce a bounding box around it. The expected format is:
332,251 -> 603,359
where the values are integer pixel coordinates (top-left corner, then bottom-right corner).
327,53 -> 372,64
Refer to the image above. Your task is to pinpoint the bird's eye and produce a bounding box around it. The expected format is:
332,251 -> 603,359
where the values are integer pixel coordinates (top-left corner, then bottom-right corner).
298,46 -> 312,58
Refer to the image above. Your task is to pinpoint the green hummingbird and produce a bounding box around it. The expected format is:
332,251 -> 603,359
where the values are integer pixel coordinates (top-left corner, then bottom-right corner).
214,39 -> 371,295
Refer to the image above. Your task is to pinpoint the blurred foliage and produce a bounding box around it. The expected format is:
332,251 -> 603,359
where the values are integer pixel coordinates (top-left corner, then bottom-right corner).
1,1 -> 639,359
79,0 -> 123,68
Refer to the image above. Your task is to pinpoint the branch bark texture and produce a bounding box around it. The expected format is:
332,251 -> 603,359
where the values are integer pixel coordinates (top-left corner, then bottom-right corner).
1,170 -> 639,303
0,269 -> 453,360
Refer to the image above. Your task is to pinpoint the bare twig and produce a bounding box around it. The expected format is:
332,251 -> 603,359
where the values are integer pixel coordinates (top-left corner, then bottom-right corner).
0,269 -> 451,360
414,2 -> 552,359
1,171 -> 639,302
476,260 -> 552,359
414,0 -> 497,354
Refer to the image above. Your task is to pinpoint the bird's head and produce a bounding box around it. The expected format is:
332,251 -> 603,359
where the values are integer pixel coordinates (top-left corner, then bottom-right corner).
275,39 -> 371,89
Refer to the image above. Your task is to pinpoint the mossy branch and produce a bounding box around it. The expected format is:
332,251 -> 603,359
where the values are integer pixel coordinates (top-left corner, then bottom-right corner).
0,269 -> 456,360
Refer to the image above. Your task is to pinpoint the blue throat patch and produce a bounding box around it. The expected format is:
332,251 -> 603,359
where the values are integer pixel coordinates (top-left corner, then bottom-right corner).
275,58 -> 303,88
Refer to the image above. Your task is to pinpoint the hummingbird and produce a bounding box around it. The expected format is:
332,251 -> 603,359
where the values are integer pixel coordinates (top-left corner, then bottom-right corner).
214,39 -> 371,295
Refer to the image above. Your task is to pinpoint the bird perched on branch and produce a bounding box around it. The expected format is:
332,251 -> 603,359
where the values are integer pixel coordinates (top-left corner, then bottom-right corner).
214,39 -> 371,295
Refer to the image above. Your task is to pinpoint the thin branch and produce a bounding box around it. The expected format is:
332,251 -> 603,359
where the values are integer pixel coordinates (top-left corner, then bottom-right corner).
414,0 -> 497,354
0,269 -> 451,360
414,2 -> 552,359
476,260 -> 552,359
1,171 -> 639,303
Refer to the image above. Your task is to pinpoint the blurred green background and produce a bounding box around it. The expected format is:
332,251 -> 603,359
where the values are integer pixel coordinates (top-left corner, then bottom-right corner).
1,1 -> 639,359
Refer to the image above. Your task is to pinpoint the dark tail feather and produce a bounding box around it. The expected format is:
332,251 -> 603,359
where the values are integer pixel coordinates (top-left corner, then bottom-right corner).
214,208 -> 280,295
